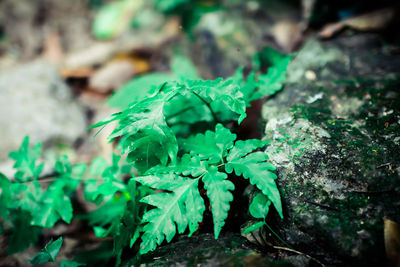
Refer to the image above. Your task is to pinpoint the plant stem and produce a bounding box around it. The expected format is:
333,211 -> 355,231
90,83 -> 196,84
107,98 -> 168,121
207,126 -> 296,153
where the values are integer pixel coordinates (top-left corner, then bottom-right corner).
166,106 -> 195,120
264,222 -> 291,248
191,91 -> 219,123
272,246 -> 325,267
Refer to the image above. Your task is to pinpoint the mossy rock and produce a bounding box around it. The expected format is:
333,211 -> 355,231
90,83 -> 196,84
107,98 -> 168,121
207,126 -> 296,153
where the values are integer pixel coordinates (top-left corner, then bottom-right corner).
262,34 -> 400,265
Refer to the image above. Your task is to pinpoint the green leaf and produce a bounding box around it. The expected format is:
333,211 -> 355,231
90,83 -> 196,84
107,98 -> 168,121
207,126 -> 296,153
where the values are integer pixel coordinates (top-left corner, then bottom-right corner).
7,211 -> 40,254
0,173 -> 12,218
29,180 -> 73,228
182,124 -> 236,164
55,155 -> 86,192
154,0 -> 190,12
60,260 -> 85,267
29,237 -> 63,264
241,221 -> 265,235
107,72 -> 176,109
92,86 -> 180,173
183,78 -> 247,123
176,154 -> 208,177
135,174 -> 204,253
92,0 -> 142,39
249,193 -> 271,219
226,139 -> 268,161
203,166 -> 235,239
8,136 -> 44,182
226,143 -> 282,219
252,48 -> 292,100
170,54 -> 200,80
86,199 -> 126,227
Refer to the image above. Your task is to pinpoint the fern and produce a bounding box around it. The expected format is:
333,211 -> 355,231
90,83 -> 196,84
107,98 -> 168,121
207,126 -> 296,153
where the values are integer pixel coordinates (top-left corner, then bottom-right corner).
0,47 -> 292,265
133,124 -> 282,253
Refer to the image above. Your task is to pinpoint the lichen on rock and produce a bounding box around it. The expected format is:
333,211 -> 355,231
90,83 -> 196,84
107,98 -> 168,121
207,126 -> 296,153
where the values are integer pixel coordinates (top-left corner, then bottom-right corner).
261,34 -> 400,265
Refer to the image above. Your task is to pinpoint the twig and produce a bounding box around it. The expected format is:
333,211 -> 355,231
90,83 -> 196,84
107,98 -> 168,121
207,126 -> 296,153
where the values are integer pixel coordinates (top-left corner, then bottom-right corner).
303,200 -> 340,212
272,246 -> 326,267
22,172 -> 59,183
376,163 -> 391,169
347,189 -> 395,195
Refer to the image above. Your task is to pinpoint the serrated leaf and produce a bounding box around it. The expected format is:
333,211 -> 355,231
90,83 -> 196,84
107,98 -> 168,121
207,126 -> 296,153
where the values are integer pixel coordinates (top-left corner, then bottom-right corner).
203,166 -> 235,239
8,136 -> 44,182
55,155 -> 85,192
31,189 -> 73,228
251,48 -> 292,101
91,86 -> 179,174
249,193 -> 271,219
226,149 -> 282,219
29,237 -> 63,264
241,221 -> 265,235
176,154 -> 208,177
135,174 -> 204,254
183,78 -> 247,123
107,72 -> 176,109
227,139 -> 268,161
182,124 -> 236,164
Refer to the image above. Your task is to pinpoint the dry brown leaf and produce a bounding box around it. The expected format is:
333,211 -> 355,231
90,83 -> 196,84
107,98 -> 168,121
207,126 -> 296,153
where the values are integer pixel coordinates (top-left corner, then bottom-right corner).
89,60 -> 135,93
319,7 -> 398,39
89,55 -> 150,93
64,42 -> 116,69
271,21 -> 304,52
384,218 -> 400,267
60,67 -> 94,79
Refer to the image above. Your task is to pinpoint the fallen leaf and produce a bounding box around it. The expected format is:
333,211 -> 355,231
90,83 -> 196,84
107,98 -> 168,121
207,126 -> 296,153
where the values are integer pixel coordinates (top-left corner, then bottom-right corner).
271,21 -> 304,52
384,218 -> 400,267
89,55 -> 150,93
319,7 -> 398,39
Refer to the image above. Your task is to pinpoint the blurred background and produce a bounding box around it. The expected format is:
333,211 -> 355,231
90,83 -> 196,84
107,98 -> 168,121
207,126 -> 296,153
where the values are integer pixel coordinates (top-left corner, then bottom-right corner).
1,1 -> 400,264
0,0 -> 399,168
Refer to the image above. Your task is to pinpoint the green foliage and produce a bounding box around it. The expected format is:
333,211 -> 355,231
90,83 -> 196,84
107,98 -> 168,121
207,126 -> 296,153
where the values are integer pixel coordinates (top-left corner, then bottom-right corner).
107,73 -> 176,108
107,54 -> 199,109
8,136 -> 43,182
92,0 -> 142,39
0,45 -> 291,265
30,237 -> 63,265
130,124 -> 280,254
152,0 -> 191,12
30,237 -> 84,266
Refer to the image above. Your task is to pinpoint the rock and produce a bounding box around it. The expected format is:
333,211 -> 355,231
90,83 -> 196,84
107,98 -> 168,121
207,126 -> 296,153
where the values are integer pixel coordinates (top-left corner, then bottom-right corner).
262,34 -> 400,265
0,61 -> 86,161
131,233 -> 294,267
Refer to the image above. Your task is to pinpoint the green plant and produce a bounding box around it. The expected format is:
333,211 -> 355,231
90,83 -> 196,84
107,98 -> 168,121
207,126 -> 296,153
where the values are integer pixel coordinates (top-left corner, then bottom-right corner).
0,49 -> 291,266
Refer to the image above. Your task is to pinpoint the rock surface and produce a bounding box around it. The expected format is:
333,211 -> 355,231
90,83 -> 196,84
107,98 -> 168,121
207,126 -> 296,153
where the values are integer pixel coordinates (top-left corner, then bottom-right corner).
132,233 -> 293,267
0,61 -> 86,161
262,34 -> 400,265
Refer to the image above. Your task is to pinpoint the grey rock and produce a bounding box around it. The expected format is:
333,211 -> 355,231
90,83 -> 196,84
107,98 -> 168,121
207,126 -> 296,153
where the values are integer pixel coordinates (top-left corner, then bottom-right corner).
0,61 -> 86,161
262,34 -> 400,265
